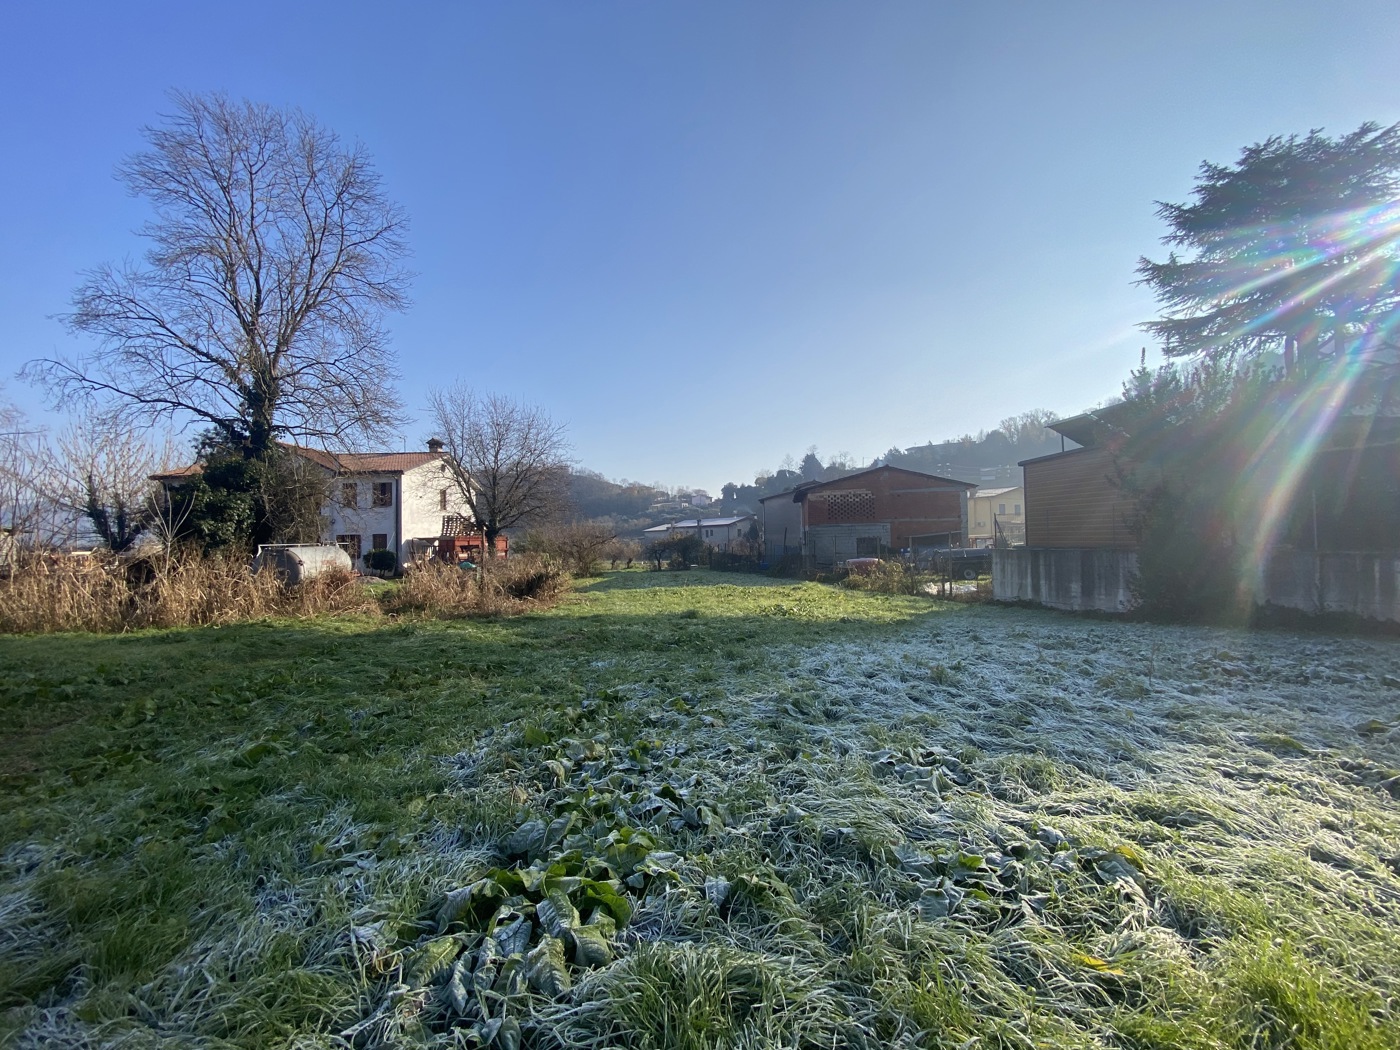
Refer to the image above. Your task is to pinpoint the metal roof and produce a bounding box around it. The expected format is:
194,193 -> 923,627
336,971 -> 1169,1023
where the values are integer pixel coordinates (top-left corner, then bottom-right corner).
642,516 -> 755,533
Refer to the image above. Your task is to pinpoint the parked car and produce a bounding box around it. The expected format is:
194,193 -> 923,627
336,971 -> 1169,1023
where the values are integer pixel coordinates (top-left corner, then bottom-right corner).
915,547 -> 992,580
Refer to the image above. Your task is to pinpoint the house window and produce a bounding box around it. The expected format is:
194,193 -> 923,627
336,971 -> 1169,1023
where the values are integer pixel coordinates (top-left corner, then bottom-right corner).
705,529 -> 713,537
372,481 -> 393,508
1014,503 -> 1022,515
336,534 -> 362,562
439,488 -> 448,511
998,503 -> 1007,515
855,536 -> 880,557
341,482 -> 358,508
372,533 -> 388,551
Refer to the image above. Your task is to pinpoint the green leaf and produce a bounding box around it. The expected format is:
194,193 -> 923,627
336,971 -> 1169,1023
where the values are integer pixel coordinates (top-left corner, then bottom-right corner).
406,934 -> 462,987
526,934 -> 571,996
917,888 -> 954,921
1073,952 -> 1126,976
491,911 -> 532,957
568,923 -> 613,967
505,819 -> 547,858
439,878 -> 506,930
443,954 -> 471,1015
704,875 -> 732,906
523,725 -> 550,746
536,888 -> 578,937
578,881 -> 633,927
494,1017 -> 522,1050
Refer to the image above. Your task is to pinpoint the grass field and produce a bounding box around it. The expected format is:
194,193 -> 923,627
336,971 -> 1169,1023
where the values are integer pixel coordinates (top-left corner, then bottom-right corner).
3,570 -> 1400,1049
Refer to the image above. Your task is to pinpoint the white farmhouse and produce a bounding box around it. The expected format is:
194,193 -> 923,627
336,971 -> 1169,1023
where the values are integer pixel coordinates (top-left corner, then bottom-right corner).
296,440 -> 472,565
152,439 -> 473,570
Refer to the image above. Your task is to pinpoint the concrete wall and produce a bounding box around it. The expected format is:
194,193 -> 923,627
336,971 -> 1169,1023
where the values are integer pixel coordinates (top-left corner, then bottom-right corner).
1258,550 -> 1400,621
805,524 -> 891,569
401,461 -> 471,551
996,547 -> 1400,623
993,548 -> 1138,613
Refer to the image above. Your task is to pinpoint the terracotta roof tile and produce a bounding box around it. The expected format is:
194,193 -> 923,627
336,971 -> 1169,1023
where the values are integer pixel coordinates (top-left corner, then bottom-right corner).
149,446 -> 448,482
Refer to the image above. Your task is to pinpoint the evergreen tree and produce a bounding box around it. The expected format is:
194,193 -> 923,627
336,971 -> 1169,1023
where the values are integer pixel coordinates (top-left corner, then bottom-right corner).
1137,122 -> 1400,376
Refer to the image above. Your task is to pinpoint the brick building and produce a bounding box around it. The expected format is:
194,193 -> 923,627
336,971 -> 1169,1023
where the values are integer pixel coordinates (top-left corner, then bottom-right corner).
786,465 -> 973,569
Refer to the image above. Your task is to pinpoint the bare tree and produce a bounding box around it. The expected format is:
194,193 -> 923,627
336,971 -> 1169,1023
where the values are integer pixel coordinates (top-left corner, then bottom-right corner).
997,410 -> 1060,448
26,92 -> 411,459
428,385 -> 570,553
53,415 -> 179,552
0,396 -> 69,554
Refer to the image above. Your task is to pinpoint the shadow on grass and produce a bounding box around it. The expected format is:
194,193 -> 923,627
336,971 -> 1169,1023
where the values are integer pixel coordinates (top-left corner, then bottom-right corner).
0,580 -> 964,799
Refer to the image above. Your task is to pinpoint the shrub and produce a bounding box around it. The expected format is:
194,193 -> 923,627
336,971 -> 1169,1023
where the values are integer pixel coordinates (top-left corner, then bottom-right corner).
362,547 -> 398,575
378,555 -> 568,618
519,523 -> 616,575
645,532 -> 704,570
839,561 -> 930,596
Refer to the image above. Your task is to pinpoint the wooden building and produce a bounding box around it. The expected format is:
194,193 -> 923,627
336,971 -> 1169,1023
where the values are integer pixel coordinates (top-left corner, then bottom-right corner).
1020,409 -> 1138,550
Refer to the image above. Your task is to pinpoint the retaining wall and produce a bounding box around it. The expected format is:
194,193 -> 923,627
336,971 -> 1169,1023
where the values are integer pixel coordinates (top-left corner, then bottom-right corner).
995,547 -> 1400,623
992,548 -> 1137,613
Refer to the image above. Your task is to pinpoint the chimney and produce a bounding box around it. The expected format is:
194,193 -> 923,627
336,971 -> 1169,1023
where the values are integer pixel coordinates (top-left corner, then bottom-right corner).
427,437 -> 445,454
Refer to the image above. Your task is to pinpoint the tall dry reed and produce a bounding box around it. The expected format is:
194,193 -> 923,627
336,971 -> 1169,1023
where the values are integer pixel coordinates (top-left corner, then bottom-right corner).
0,552 -> 378,634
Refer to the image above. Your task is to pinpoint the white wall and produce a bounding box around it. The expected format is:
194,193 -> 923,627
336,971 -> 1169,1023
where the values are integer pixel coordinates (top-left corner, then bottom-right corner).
318,460 -> 471,567
402,460 -> 470,548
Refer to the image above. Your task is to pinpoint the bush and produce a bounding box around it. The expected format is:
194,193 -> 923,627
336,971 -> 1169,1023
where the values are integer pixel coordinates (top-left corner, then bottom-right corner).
839,561 -> 929,595
362,547 -> 398,575
519,523 -> 616,575
645,533 -> 704,570
379,555 -> 568,618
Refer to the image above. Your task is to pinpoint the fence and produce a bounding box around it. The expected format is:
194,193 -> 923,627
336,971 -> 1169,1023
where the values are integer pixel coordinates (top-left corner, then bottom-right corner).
707,549 -> 763,573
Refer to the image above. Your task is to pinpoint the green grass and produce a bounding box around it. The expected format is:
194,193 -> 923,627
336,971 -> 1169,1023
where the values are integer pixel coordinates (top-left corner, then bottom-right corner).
2,568 -> 1399,1048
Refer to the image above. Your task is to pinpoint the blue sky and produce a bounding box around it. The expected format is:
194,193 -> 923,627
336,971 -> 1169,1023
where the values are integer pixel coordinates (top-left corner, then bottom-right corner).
3,2 -> 1399,492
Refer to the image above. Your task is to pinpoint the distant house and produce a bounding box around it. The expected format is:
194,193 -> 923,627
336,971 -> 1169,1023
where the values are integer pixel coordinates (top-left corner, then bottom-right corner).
778,465 -> 973,570
151,439 -> 473,568
642,515 -> 756,551
968,485 -> 1025,547
649,489 -> 713,513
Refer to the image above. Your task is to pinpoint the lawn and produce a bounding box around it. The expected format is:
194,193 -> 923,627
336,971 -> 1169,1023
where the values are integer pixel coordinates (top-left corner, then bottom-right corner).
3,570 -> 1400,1048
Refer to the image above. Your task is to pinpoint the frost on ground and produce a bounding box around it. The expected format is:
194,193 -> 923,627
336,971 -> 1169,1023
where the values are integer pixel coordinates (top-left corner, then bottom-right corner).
360,608 -> 1400,1048
5,588 -> 1400,1049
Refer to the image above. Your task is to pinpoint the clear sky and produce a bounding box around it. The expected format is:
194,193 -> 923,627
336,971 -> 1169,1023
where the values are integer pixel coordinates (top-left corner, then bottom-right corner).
3,2 -> 1399,493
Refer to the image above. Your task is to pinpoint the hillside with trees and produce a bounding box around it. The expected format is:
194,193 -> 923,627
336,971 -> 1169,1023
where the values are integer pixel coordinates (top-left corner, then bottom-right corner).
713,411 -> 1064,516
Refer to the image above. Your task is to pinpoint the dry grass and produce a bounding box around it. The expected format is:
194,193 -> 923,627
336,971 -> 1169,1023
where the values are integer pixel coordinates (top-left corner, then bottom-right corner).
0,552 -> 378,634
379,555 -> 569,618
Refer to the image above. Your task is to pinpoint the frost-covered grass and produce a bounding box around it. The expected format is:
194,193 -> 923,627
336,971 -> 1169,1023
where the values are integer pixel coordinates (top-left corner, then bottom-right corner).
3,568 -> 1400,1048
